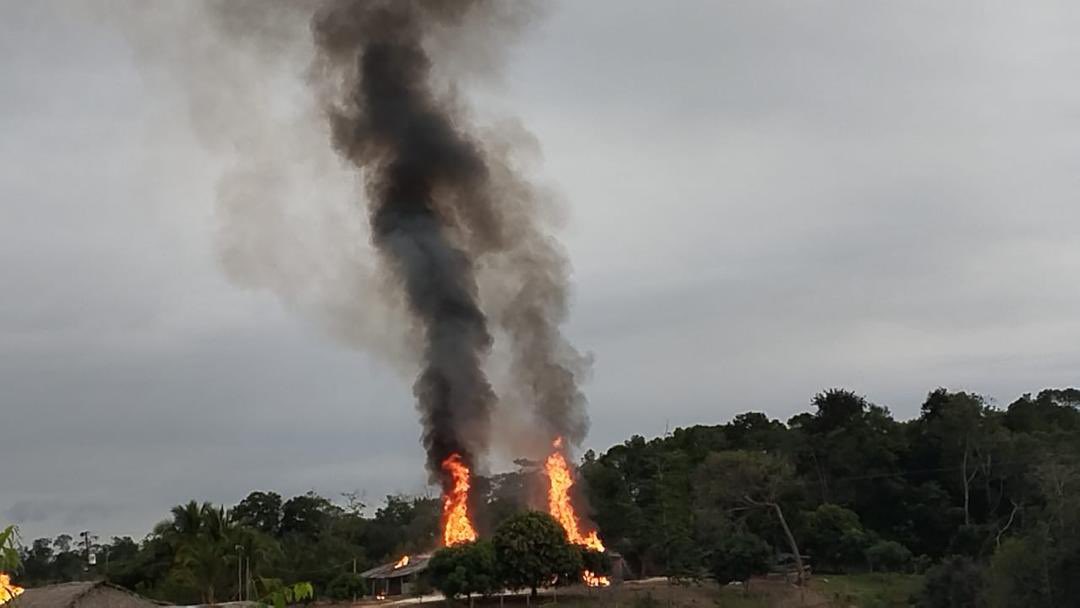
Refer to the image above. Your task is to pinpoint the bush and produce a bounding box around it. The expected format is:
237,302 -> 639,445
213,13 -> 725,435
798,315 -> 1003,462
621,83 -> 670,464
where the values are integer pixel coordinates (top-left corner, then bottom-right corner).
707,530 -> 770,585
801,504 -> 871,572
325,573 -> 367,600
917,556 -> 984,608
865,540 -> 913,573
985,536 -> 1053,608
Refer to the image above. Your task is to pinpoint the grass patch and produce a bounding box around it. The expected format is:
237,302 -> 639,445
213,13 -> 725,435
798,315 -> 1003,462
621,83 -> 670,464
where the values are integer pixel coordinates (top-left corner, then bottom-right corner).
813,573 -> 923,607
712,586 -> 771,608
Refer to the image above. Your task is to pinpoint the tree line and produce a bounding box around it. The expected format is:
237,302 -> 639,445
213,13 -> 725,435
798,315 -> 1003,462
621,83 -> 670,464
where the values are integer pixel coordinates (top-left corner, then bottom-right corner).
12,386 -> 1080,606
579,387 -> 1080,607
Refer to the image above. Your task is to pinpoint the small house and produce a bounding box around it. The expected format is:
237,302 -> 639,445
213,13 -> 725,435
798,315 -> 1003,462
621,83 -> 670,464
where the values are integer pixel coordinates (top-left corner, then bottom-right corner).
361,554 -> 431,598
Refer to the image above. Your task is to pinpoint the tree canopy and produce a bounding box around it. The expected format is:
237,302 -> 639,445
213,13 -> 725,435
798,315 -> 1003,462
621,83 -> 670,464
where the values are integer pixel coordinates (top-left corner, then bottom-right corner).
9,384 -> 1079,606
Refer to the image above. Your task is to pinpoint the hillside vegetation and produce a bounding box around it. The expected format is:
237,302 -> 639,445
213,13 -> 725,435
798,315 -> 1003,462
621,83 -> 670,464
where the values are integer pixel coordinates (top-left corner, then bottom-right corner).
13,387 -> 1080,607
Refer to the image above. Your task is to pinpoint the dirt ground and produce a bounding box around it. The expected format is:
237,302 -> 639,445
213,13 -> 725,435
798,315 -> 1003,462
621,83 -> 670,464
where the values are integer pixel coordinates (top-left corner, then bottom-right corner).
315,577 -> 831,608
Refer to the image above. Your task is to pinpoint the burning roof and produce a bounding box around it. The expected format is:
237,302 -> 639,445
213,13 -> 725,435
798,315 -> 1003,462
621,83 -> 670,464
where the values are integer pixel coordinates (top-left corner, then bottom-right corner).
361,554 -> 432,580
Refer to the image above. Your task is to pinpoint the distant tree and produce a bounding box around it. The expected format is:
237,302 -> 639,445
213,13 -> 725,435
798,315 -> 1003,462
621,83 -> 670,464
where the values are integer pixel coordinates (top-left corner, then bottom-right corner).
233,491 -> 283,535
428,540 -> 499,601
280,492 -> 342,541
53,534 -> 73,553
493,512 -> 582,597
21,538 -> 53,583
694,450 -> 806,584
789,389 -> 906,538
800,504 -> 870,572
915,390 -> 1001,527
363,494 -> 440,559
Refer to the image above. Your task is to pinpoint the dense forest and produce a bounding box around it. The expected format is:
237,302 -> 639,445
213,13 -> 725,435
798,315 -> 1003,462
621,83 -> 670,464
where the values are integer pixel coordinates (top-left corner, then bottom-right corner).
12,387 -> 1080,607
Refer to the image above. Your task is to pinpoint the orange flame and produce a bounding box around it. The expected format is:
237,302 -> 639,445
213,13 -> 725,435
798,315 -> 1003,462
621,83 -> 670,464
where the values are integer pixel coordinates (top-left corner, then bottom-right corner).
0,573 -> 24,604
545,437 -> 611,586
441,453 -> 478,546
582,570 -> 612,588
393,555 -> 410,569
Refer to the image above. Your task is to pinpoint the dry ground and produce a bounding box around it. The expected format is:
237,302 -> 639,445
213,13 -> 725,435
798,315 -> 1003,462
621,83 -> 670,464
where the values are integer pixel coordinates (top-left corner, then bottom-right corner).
314,577 -> 831,608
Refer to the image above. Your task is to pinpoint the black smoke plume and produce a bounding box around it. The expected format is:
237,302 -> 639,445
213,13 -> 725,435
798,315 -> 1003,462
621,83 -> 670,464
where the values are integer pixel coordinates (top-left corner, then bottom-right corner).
120,0 -> 592,484
312,0 -> 501,478
309,0 -> 590,478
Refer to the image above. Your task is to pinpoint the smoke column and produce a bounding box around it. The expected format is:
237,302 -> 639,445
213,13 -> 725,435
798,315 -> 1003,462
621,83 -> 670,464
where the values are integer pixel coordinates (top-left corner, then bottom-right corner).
310,0 -> 504,477
309,0 -> 592,477
120,0 -> 594,481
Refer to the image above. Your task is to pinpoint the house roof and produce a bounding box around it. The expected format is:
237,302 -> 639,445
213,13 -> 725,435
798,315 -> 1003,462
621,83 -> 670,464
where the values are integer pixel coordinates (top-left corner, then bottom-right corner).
361,554 -> 432,579
13,581 -> 162,608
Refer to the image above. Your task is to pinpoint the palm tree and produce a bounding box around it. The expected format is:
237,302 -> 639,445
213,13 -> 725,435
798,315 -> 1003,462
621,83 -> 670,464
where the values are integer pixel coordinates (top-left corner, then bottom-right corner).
169,501 -> 209,539
162,502 -> 237,603
176,537 -> 230,604
200,505 -> 233,543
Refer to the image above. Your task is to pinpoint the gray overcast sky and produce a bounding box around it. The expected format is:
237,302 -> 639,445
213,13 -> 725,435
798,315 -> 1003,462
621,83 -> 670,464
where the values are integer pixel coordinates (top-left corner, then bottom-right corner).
2,1 -> 1079,542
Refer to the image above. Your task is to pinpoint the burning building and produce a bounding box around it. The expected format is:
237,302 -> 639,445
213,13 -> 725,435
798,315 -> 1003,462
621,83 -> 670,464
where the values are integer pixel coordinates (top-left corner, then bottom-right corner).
545,437 -> 611,586
361,554 -> 432,598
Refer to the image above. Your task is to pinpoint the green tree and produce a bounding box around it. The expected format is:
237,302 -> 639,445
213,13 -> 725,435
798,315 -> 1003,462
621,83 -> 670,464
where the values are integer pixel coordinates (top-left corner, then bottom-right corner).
706,529 -> 770,587
693,450 -> 806,584
800,504 -> 870,572
0,526 -> 20,573
280,492 -> 341,541
427,540 -> 499,600
493,512 -> 582,597
233,491 -> 283,535
21,538 -> 53,584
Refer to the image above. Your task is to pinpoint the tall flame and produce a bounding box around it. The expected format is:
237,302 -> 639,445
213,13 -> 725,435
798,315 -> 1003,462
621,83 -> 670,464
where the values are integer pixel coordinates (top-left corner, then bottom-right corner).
0,573 -> 24,604
545,437 -> 611,586
441,453 -> 478,546
393,555 -> 410,569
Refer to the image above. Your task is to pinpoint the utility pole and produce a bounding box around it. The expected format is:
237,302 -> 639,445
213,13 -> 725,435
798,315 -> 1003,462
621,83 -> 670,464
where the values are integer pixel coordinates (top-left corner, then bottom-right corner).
79,531 -> 97,578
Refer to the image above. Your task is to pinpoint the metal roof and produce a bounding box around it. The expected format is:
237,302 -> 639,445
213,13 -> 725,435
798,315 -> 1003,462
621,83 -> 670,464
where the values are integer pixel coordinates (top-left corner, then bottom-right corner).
361,554 -> 432,579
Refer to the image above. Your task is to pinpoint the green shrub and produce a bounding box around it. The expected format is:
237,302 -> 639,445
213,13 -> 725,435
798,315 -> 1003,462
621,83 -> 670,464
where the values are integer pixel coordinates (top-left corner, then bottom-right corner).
917,556 -> 983,608
325,572 -> 367,600
866,540 -> 913,573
